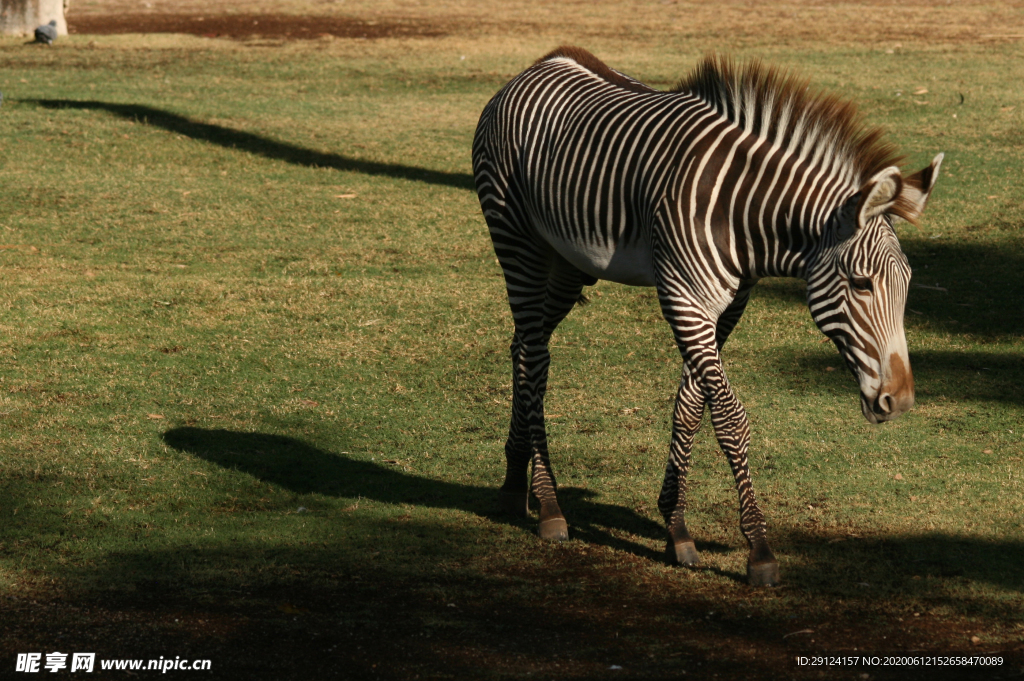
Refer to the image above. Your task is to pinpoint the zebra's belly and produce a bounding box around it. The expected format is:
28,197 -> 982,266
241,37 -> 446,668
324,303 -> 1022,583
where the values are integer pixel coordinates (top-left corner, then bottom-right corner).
543,230 -> 657,287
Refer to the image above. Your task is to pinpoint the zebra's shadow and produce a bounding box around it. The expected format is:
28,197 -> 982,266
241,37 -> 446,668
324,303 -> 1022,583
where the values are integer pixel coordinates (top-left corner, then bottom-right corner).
162,427 -> 686,564
554,486 -> 736,567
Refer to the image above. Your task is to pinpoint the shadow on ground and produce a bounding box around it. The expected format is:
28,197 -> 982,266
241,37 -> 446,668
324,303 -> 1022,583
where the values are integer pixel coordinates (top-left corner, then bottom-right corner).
3,428 -> 1022,680
161,427 -> 670,562
27,99 -> 475,191
162,426 -> 1024,594
67,13 -> 452,40
11,535 -> 1019,681
770,348 -> 1024,409
751,237 -> 1024,338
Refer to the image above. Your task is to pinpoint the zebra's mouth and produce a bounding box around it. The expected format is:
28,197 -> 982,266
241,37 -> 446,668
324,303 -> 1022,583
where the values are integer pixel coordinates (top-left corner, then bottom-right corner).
860,391 -> 907,424
861,394 -> 883,424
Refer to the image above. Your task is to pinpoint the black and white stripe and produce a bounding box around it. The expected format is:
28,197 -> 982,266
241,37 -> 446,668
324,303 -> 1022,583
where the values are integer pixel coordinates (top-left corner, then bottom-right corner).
473,47 -> 943,585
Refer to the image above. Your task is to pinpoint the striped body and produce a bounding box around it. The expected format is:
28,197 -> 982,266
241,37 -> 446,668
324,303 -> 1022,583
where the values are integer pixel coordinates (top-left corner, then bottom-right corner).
473,47 -> 943,584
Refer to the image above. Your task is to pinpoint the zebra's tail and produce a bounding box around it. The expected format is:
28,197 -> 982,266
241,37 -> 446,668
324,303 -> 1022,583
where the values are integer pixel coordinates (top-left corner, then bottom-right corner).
577,273 -> 598,306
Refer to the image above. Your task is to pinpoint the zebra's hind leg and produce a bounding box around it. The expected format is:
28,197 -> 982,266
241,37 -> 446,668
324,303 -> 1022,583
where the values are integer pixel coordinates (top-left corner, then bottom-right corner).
498,256 -> 586,541
499,327 -> 551,525
498,331 -> 531,518
503,329 -> 565,539
660,370 -> 704,567
530,262 -> 588,541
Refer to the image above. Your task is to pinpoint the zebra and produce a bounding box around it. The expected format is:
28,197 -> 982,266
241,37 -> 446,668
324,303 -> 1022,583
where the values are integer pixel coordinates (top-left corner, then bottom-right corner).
472,46 -> 942,586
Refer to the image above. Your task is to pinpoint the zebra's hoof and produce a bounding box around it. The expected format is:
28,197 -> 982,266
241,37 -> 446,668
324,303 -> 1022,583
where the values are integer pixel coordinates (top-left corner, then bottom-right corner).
747,560 -> 780,587
499,490 -> 529,518
668,540 -> 701,567
538,517 -> 569,542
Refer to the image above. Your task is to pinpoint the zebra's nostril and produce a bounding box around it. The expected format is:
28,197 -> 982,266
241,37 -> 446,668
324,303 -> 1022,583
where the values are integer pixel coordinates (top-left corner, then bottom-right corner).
875,393 -> 895,414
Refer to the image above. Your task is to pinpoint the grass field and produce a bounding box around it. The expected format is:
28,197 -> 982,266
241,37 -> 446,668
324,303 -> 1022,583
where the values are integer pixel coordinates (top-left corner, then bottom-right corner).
2,2 -> 1023,679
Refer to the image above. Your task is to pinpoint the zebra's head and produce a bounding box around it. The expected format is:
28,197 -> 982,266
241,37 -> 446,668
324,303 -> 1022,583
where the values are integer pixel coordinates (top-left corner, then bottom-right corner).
808,153 -> 943,424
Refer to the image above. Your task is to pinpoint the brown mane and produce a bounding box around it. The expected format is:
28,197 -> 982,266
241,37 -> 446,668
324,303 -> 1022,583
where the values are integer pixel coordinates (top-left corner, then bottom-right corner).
674,55 -> 905,197
538,49 -> 915,221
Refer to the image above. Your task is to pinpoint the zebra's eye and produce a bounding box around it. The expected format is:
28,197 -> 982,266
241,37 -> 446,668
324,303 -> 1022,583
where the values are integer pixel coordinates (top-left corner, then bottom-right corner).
851,277 -> 873,292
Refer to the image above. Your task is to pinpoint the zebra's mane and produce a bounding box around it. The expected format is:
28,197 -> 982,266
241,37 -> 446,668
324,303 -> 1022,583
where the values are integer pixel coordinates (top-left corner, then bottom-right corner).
674,56 -> 910,203
540,48 -> 918,222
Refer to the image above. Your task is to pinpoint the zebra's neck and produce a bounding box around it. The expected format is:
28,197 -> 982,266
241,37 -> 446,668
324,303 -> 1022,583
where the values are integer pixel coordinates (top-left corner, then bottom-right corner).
675,55 -> 899,192
676,97 -> 858,282
669,55 -> 901,281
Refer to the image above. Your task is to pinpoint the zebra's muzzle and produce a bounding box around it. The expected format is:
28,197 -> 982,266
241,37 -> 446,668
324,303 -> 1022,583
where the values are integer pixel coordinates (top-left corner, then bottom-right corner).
861,391 -> 908,424
860,355 -> 915,424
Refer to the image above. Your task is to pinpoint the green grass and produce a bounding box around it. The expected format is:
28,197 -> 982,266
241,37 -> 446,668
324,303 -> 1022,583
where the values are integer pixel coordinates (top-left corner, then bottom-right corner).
1,22 -> 1023,680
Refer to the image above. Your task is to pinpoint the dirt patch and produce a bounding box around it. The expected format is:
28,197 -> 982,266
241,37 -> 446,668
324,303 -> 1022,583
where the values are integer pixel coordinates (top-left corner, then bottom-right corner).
67,13 -> 451,40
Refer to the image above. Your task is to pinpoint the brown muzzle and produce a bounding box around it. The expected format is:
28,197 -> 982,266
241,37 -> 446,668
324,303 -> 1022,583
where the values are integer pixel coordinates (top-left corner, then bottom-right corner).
862,353 -> 914,423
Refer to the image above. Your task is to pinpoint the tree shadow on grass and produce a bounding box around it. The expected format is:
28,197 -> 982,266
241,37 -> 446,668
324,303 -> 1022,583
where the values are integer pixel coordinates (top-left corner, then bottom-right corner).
160,427 -> 1024,599
161,426 -> 669,562
779,527 -> 1024,600
27,99 -> 475,191
9,491 -> 1020,681
900,237 -> 1024,338
771,349 -> 1024,408
6,429 -> 1023,680
747,238 -> 1024,338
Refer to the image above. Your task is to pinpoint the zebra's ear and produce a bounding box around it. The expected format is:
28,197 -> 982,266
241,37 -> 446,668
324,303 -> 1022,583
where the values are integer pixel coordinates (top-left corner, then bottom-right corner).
892,152 -> 944,223
837,166 -> 902,241
857,166 -> 903,225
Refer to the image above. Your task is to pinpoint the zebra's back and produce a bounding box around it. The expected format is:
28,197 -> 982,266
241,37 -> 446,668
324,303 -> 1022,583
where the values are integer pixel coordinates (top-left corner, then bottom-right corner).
472,49 -> 729,288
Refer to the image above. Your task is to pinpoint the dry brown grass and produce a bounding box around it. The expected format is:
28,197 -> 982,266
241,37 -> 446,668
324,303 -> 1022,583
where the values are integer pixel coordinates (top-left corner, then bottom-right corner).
67,0 -> 1024,48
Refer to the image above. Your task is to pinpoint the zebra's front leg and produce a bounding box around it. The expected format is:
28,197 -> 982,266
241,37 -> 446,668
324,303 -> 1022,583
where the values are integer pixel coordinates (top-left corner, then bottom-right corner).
703,367 -> 779,586
660,283 -> 759,565
659,369 -> 705,567
663,296 -> 779,585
